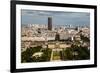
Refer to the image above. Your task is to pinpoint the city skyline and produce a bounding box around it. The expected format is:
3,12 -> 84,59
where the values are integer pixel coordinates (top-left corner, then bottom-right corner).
21,9 -> 90,27
21,9 -> 90,63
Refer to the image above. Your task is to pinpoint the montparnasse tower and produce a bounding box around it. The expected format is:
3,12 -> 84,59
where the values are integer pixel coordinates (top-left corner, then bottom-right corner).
48,17 -> 52,30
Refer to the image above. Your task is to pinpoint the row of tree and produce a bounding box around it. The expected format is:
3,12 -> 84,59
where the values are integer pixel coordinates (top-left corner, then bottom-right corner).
63,45 -> 90,60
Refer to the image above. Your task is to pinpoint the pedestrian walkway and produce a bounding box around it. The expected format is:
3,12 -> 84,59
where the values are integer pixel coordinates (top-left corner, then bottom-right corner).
50,49 -> 62,61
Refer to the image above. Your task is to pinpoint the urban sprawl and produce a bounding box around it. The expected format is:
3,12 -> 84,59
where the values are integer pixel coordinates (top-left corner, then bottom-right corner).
21,17 -> 90,63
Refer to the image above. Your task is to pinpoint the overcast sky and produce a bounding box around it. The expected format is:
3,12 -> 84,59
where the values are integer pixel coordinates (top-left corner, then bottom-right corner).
21,9 -> 90,27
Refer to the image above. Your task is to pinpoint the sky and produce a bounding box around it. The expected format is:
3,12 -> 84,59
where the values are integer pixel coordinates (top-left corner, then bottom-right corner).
21,9 -> 90,27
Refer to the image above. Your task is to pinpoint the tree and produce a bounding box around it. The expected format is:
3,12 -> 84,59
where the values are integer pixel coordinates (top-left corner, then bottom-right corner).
55,33 -> 60,41
80,34 -> 90,42
21,46 -> 42,63
63,48 -> 73,60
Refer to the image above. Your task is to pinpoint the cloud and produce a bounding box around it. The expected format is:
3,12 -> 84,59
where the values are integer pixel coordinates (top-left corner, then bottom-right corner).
21,9 -> 90,26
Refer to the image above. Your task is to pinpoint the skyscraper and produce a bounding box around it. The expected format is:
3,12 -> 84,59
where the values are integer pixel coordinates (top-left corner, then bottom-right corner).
48,17 -> 52,30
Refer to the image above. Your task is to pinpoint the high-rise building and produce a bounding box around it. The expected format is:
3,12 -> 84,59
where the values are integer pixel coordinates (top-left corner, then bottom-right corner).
48,17 -> 52,30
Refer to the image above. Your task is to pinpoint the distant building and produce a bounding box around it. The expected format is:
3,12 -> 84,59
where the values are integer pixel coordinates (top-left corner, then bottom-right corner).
59,31 -> 71,40
81,27 -> 90,38
74,34 -> 81,41
46,31 -> 56,41
48,17 -> 52,30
